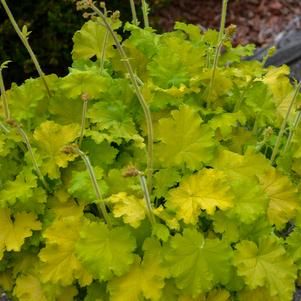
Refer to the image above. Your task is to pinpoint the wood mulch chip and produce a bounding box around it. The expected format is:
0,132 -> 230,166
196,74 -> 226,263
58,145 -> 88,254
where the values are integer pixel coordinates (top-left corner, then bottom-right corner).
151,0 -> 301,46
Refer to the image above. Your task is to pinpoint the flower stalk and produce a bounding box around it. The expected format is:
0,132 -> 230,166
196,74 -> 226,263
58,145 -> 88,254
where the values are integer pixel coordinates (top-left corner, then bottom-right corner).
206,0 -> 228,107
0,61 -> 11,120
141,0 -> 150,28
71,147 -> 112,227
6,120 -> 49,191
0,0 -> 50,97
123,166 -> 156,225
87,1 -> 154,192
79,93 -> 89,147
129,0 -> 138,26
283,110 -> 301,153
271,81 -> 301,163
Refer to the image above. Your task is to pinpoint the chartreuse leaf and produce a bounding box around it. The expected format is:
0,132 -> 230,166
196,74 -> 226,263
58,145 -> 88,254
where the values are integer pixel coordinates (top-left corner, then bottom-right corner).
68,166 -> 108,205
48,91 -> 83,125
13,273 -> 78,301
84,281 -> 109,301
234,237 -> 297,301
81,139 -> 118,168
147,35 -> 206,89
0,208 -> 41,260
59,69 -> 110,99
33,121 -> 80,179
242,81 -> 276,128
164,228 -> 233,297
285,226 -> 301,269
179,289 -> 231,301
159,280 -> 180,301
153,168 -> 181,199
4,74 -> 58,123
0,271 -> 13,292
76,220 -> 136,281
0,168 -> 37,207
227,177 -> 268,224
87,98 -> 144,146
72,17 -> 121,60
14,274 -> 48,301
108,192 -> 146,228
167,169 -> 233,224
238,287 -> 280,301
213,149 -> 271,180
156,105 -> 216,169
39,216 -> 93,286
258,168 -> 300,229
208,111 -> 246,139
108,238 -> 168,301
124,22 -> 159,59
174,22 -> 202,44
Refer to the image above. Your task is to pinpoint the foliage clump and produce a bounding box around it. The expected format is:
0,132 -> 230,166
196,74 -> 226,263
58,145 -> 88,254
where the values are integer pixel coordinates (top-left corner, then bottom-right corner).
1,1 -> 301,300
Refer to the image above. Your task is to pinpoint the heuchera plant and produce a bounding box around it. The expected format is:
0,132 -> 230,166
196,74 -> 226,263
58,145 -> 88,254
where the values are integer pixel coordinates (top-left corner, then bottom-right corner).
1,0 -> 301,300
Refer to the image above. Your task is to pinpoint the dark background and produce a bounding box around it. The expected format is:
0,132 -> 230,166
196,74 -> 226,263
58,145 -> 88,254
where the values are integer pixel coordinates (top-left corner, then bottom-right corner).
1,0 -> 301,87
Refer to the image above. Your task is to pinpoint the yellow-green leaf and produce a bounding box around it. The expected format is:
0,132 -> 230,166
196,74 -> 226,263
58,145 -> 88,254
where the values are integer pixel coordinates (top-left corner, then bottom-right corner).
167,169 -> 233,224
108,192 -> 146,228
0,208 -> 41,260
33,121 -> 80,179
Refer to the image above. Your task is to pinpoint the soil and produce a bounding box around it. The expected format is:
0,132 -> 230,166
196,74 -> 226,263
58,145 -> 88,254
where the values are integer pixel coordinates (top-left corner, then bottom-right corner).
151,0 -> 301,47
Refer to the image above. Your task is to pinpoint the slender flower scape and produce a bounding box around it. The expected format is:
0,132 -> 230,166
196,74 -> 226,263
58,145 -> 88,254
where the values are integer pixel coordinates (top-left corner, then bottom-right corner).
0,1 -> 301,300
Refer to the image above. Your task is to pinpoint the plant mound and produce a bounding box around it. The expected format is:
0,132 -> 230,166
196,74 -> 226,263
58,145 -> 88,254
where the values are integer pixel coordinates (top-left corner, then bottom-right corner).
1,3 -> 301,301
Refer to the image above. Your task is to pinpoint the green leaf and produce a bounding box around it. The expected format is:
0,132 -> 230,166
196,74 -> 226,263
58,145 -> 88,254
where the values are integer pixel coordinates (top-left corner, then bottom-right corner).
155,105 -> 216,169
165,228 -> 233,296
76,221 -> 136,281
234,237 -> 297,301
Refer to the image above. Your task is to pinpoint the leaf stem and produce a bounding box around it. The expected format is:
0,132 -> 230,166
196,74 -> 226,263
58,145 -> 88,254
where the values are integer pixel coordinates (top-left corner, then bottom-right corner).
141,0 -> 149,28
129,0 -> 138,26
283,110 -> 301,153
271,81 -> 301,163
79,94 -> 89,147
206,0 -> 228,107
0,121 -> 10,134
100,29 -> 109,73
138,172 -> 156,225
88,2 -> 154,192
7,120 -> 49,190
0,0 -> 50,97
76,148 -> 112,227
0,65 -> 10,120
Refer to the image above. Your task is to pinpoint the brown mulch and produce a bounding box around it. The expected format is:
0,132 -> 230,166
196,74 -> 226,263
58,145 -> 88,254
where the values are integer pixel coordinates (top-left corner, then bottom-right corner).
151,0 -> 301,46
